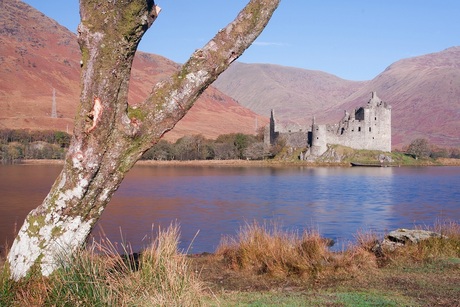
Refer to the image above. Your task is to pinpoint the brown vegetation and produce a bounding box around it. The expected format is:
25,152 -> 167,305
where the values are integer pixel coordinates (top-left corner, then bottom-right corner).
1,221 -> 460,305
193,221 -> 460,305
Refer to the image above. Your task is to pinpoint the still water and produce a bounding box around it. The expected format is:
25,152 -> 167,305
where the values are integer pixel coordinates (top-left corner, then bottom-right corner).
1,164 -> 459,253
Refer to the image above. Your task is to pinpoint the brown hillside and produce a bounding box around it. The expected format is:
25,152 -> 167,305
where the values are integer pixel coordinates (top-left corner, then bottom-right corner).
330,47 -> 460,148
214,62 -> 363,123
0,0 -> 267,140
214,52 -> 460,149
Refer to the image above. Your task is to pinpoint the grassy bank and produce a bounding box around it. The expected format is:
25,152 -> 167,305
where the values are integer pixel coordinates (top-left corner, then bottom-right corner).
1,221 -> 459,306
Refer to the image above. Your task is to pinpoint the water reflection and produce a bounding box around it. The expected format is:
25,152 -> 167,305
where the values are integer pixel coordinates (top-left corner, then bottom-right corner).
1,164 -> 459,254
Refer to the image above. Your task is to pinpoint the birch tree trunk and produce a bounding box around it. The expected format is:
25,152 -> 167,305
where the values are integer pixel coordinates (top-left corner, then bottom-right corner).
7,0 -> 280,281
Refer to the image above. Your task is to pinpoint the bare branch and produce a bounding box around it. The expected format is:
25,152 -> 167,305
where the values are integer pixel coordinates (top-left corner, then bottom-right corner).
140,0 -> 281,138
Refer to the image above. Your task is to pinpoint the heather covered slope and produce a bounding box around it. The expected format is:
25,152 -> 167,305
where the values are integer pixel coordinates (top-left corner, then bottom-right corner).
0,0 -> 267,140
215,49 -> 460,148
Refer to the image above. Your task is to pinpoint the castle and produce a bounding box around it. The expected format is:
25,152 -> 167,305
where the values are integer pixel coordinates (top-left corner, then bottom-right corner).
264,92 -> 392,158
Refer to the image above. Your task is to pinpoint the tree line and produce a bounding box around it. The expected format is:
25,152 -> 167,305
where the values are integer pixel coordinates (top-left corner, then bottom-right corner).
0,129 -> 71,163
142,132 -> 277,161
0,129 -> 284,163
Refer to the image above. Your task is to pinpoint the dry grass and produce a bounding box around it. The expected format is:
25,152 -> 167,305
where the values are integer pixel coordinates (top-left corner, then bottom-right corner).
216,221 -> 378,280
196,220 -> 460,305
129,223 -> 204,306
2,221 -> 460,306
214,220 -> 460,284
0,223 -> 205,306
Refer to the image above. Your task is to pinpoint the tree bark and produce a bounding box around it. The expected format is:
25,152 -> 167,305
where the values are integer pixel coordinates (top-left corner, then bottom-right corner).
7,0 -> 280,280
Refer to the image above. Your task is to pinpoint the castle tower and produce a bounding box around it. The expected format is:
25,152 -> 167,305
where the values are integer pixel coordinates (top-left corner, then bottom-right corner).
310,117 -> 328,156
264,109 -> 279,146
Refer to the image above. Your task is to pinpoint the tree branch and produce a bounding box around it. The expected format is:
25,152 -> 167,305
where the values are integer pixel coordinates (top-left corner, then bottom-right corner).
138,0 -> 280,139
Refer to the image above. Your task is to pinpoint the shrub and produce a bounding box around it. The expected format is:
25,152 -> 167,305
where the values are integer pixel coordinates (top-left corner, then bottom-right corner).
407,138 -> 431,159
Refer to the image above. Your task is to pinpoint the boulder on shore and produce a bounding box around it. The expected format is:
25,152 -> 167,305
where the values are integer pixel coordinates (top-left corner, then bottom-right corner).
381,228 -> 445,250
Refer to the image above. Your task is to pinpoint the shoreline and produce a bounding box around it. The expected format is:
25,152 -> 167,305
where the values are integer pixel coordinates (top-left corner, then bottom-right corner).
13,158 -> 460,167
16,159 -> 350,167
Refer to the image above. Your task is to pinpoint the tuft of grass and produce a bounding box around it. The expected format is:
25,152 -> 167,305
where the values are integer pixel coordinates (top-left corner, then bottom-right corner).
216,221 -> 376,279
46,243 -> 125,306
1,223 -> 205,306
131,223 -> 204,306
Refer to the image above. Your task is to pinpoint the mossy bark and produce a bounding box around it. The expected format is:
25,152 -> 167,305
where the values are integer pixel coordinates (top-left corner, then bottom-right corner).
7,0 -> 280,280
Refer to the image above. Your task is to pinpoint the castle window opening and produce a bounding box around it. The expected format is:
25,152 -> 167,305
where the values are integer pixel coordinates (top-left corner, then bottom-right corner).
375,117 -> 377,120
358,127 -> 361,132
369,127 -> 372,132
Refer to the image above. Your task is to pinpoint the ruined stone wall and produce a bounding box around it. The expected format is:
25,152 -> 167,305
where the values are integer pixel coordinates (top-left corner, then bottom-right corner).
265,92 -> 391,157
282,131 -> 308,148
311,92 -> 391,155
265,109 -> 308,148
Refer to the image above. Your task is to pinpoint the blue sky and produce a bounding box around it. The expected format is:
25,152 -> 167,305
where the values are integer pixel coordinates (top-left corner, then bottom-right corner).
22,1 -> 460,81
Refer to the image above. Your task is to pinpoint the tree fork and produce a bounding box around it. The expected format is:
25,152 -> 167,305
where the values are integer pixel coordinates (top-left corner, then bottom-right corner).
7,0 -> 280,281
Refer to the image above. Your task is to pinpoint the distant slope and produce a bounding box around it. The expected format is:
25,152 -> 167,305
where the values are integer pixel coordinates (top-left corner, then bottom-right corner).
330,47 -> 460,147
0,0 -> 267,140
214,49 -> 460,148
214,62 -> 363,123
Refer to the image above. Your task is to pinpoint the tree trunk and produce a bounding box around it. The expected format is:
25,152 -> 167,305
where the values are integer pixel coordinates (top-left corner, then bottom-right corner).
7,0 -> 280,281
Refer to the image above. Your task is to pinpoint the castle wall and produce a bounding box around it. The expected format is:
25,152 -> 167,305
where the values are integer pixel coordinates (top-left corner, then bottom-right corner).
282,132 -> 308,148
311,92 -> 391,155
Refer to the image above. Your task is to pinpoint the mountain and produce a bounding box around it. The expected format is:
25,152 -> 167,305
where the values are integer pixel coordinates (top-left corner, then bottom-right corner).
215,50 -> 460,148
214,62 -> 364,123
3,0 -> 458,149
0,0 -> 267,141
334,47 -> 460,147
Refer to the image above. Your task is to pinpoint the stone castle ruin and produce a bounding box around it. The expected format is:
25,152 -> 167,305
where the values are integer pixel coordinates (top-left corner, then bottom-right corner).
264,92 -> 391,158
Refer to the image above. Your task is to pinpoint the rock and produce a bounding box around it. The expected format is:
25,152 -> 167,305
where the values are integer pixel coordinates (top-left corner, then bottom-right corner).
378,153 -> 393,163
381,228 -> 445,250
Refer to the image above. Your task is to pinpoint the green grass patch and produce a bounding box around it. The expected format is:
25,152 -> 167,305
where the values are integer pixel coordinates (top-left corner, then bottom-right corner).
208,289 -> 416,306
